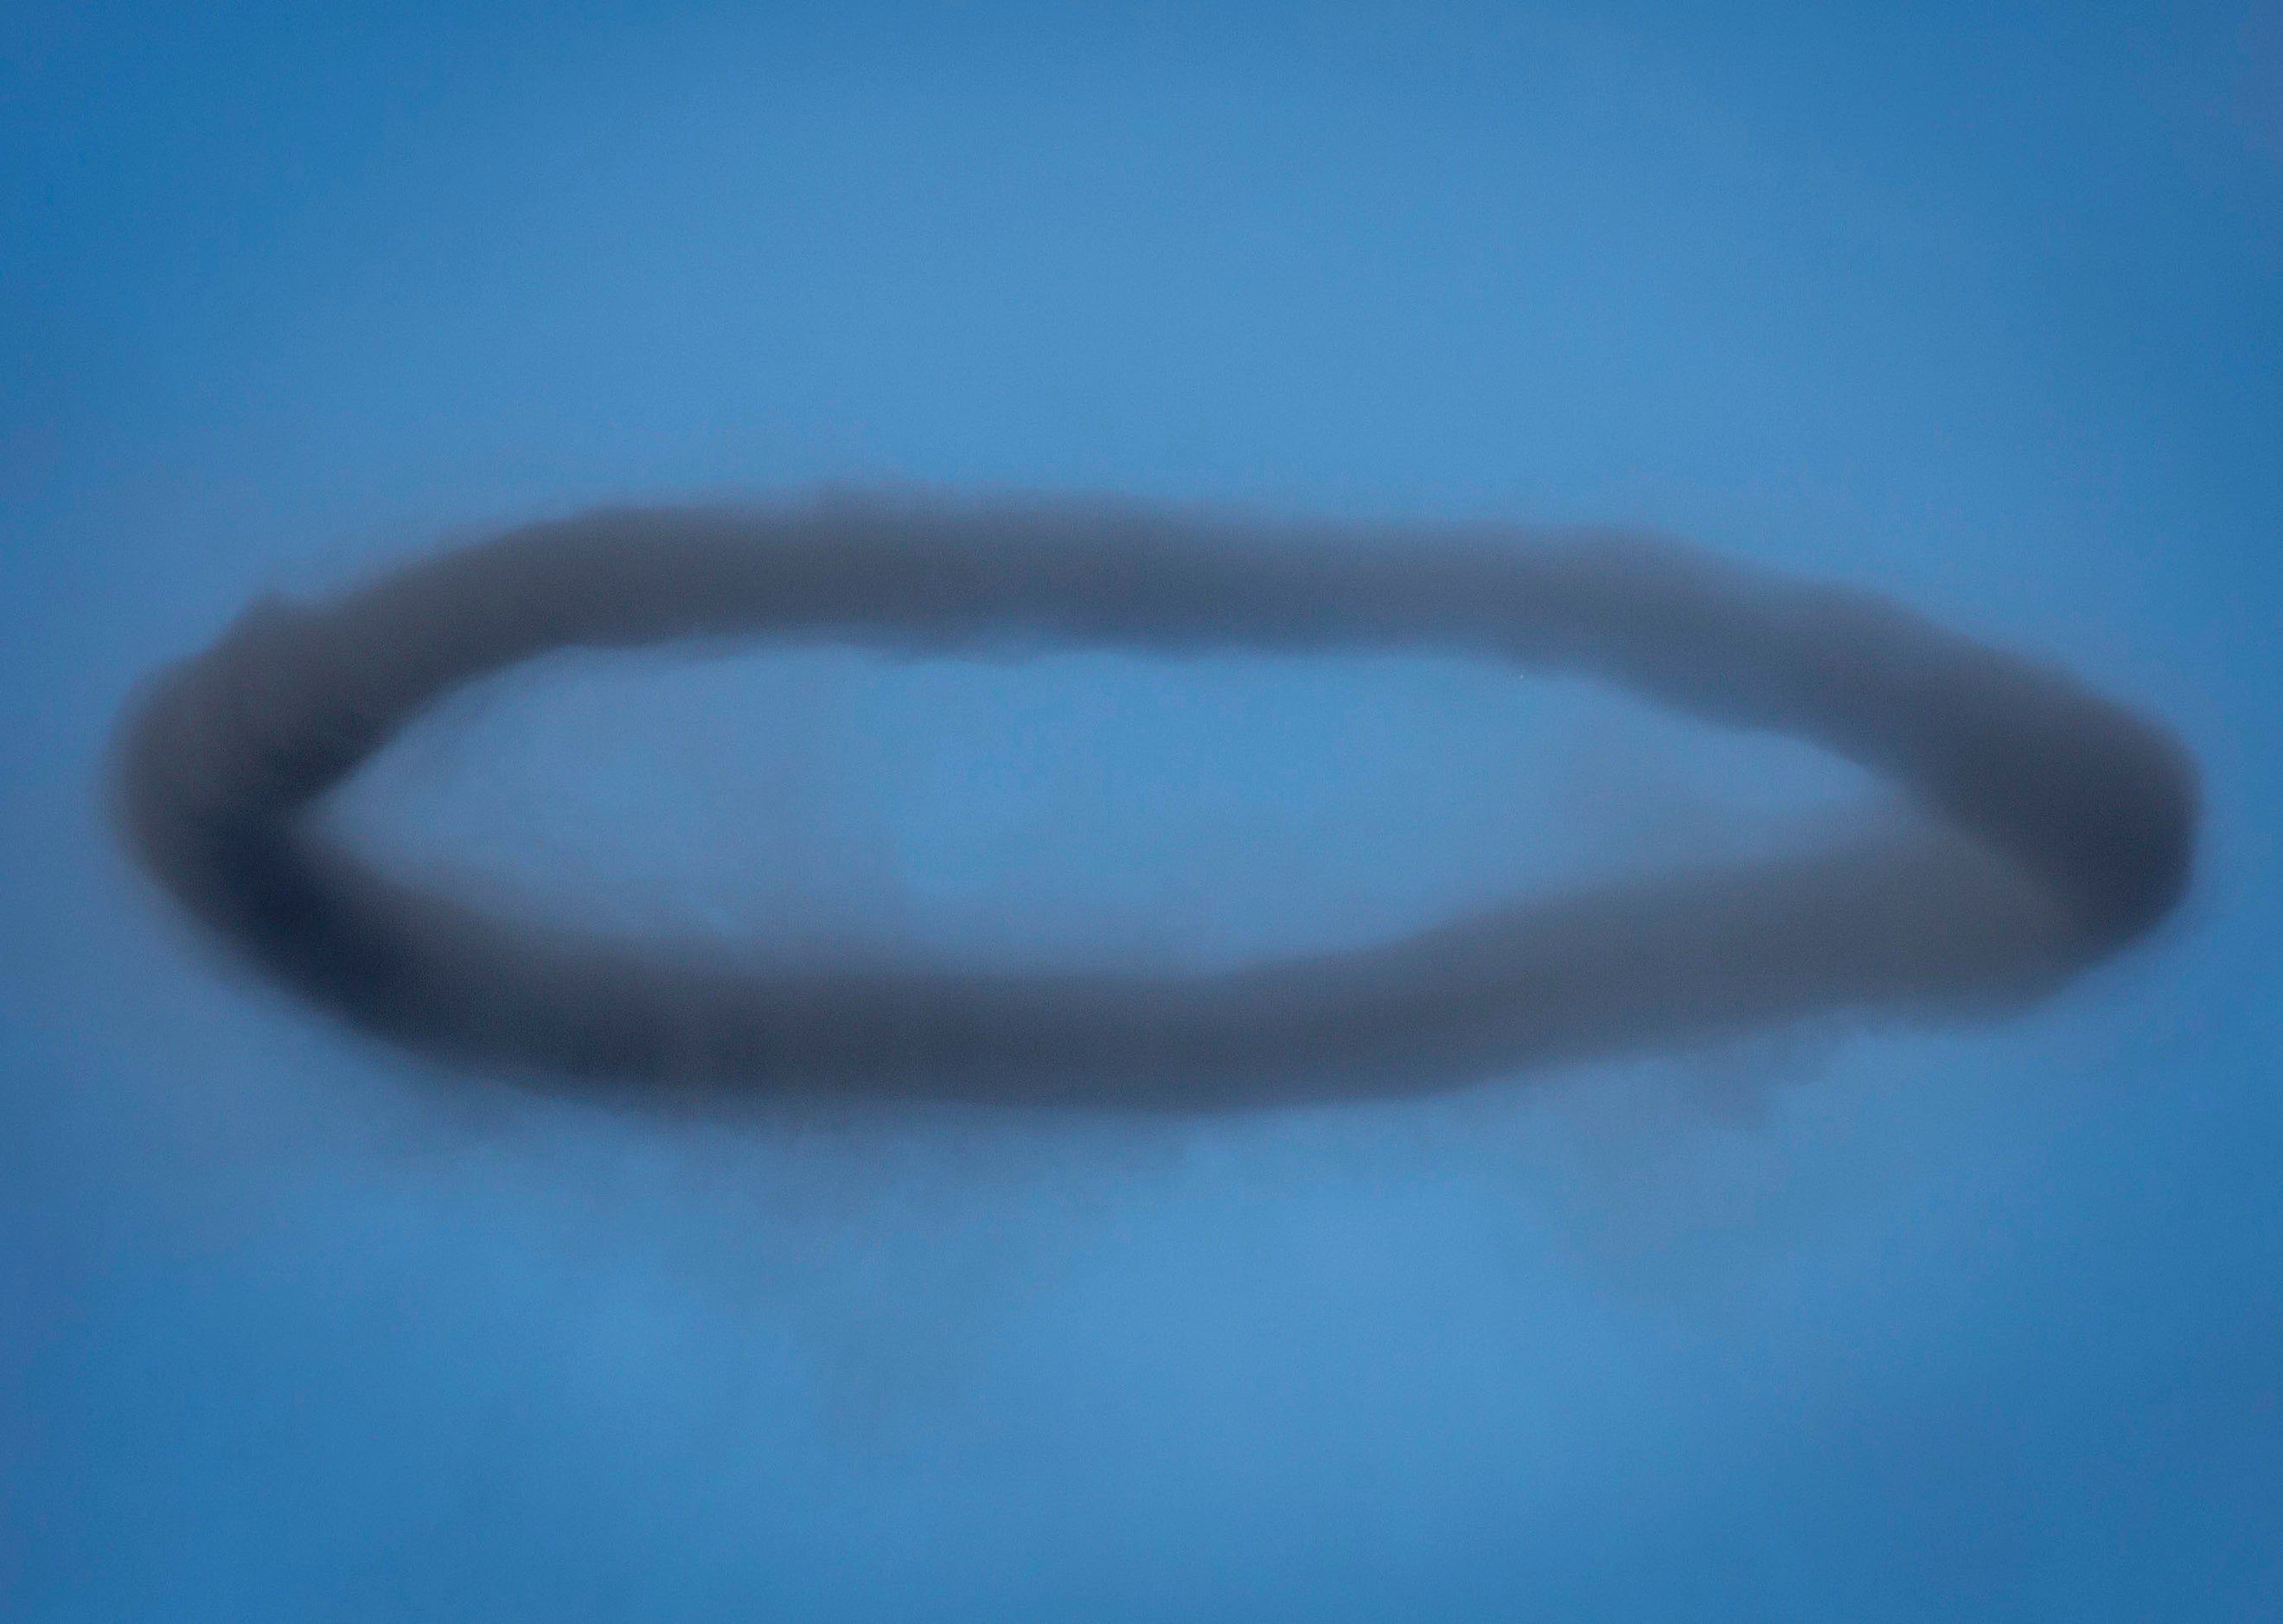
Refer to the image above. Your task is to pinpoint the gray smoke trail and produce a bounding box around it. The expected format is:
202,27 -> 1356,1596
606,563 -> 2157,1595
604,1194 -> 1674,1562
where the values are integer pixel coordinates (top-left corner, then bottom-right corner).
110,497 -> 2197,1111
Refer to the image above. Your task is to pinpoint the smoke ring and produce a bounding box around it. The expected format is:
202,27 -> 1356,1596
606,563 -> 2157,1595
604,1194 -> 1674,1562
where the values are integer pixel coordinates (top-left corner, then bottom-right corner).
112,498 -> 2197,1109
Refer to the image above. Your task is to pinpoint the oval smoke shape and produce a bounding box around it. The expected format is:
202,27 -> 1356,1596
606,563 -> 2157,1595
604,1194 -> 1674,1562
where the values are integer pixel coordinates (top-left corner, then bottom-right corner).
110,497 -> 2198,1110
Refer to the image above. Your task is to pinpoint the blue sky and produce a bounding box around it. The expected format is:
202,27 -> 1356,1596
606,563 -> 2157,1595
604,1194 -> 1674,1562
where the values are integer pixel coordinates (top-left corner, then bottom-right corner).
4,2 -> 2280,1618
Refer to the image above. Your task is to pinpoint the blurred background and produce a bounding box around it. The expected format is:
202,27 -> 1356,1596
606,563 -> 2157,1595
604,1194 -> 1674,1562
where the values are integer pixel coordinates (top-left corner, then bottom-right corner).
3,2 -> 2278,1618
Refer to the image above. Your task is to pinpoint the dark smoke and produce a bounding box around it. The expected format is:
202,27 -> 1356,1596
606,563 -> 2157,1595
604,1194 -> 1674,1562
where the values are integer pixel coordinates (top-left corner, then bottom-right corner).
110,497 -> 2198,1110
